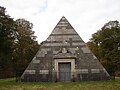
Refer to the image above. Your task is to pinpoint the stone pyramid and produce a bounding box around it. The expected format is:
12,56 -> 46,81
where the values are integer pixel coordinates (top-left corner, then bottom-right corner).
21,16 -> 110,82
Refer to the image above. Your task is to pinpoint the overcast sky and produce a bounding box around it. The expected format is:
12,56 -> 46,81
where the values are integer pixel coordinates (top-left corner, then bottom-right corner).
1,0 -> 120,43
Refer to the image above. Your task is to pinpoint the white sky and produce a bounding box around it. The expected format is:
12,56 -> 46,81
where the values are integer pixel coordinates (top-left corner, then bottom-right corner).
1,0 -> 120,43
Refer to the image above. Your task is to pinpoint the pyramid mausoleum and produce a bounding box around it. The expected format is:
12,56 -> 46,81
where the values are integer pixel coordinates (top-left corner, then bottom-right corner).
21,16 -> 110,82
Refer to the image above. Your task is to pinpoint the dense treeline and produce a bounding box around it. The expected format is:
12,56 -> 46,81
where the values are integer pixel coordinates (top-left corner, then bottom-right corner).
0,6 -> 39,78
87,21 -> 120,77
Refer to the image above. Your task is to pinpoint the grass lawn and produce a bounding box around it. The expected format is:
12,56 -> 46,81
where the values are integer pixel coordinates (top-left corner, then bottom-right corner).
0,77 -> 120,90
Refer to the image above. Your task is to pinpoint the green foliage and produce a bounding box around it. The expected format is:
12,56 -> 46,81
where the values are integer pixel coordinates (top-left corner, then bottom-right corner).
0,6 -> 39,78
87,20 -> 120,76
0,6 -> 15,70
0,78 -> 120,90
12,19 -> 39,75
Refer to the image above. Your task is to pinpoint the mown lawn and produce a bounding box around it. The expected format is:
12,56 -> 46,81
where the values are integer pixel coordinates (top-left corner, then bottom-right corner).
0,77 -> 120,90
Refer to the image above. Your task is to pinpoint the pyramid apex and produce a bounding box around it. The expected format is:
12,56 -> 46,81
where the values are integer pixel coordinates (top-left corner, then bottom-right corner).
61,16 -> 66,20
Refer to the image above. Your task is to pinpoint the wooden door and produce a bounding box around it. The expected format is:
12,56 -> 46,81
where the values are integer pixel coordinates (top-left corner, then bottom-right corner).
59,63 -> 71,82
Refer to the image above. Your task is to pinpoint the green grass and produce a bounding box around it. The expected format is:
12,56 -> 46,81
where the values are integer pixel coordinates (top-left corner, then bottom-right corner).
0,77 -> 120,90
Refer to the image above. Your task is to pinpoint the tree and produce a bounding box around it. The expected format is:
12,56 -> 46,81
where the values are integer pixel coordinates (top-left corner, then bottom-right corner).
0,6 -> 17,78
87,20 -> 120,77
12,19 -> 39,77
0,6 -> 40,78
0,6 -> 16,73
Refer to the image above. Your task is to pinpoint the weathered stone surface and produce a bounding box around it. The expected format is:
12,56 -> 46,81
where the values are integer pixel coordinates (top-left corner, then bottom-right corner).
24,70 -> 35,74
39,70 -> 49,74
76,69 -> 88,74
93,55 -> 97,59
21,16 -> 110,82
72,42 -> 85,46
33,60 -> 40,64
43,42 -> 70,46
47,35 -> 80,42
81,47 -> 91,53
52,29 -> 77,34
91,69 -> 100,73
